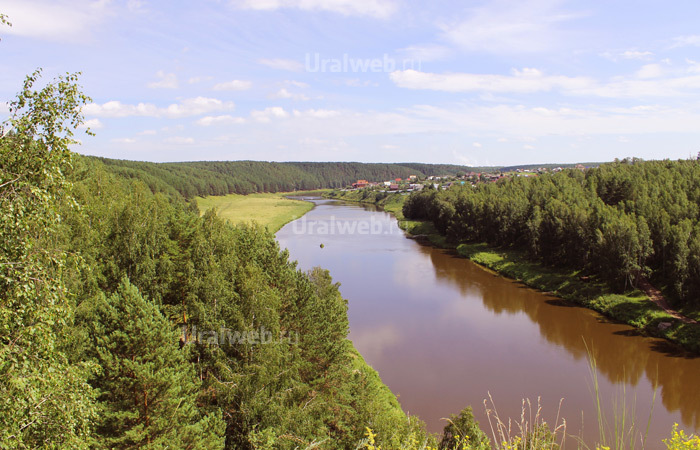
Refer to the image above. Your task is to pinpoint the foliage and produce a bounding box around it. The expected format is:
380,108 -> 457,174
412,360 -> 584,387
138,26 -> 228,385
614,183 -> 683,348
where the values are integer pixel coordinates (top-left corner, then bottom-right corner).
402,161 -> 700,308
76,278 -> 225,448
0,70 -> 97,448
664,424 -> 700,450
440,407 -> 490,450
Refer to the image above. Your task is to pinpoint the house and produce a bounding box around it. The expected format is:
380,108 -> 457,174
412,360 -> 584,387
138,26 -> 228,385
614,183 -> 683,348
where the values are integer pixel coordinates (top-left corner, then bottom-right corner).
395,178 -> 402,182
389,184 -> 399,190
408,175 -> 417,180
352,179 -> 369,188
383,181 -> 392,186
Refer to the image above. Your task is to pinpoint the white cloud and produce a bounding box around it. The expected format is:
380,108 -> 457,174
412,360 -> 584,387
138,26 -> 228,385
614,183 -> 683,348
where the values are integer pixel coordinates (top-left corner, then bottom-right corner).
137,129 -> 157,135
671,35 -> 700,48
284,80 -> 309,88
78,118 -> 103,130
233,0 -> 398,18
344,78 -> 379,87
381,144 -> 399,149
390,68 -> 594,93
622,50 -> 654,60
397,44 -> 451,62
84,97 -> 235,118
258,58 -> 304,72
391,66 -> 700,98
636,64 -> 663,79
148,71 -> 179,89
441,0 -> 582,53
292,109 -> 341,118
188,76 -> 214,84
270,88 -> 309,101
524,144 -> 535,150
213,80 -> 252,91
251,106 -> 289,122
473,142 -> 482,148
196,115 -> 246,126
112,137 -> 136,144
0,0 -> 112,41
164,136 -> 195,145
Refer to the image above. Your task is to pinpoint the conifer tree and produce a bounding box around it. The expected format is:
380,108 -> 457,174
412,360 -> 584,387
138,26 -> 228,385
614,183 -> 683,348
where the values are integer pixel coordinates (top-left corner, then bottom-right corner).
79,278 -> 225,449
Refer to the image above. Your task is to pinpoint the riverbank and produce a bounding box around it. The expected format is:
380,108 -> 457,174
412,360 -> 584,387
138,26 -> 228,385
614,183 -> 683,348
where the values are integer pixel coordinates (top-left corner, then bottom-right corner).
325,190 -> 700,354
196,190 -> 328,233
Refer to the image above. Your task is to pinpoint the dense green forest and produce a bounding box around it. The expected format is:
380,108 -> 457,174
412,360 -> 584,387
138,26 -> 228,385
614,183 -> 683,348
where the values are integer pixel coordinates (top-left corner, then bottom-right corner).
94,158 -> 593,199
0,71 -> 439,449
403,160 -> 700,309
94,158 -> 461,198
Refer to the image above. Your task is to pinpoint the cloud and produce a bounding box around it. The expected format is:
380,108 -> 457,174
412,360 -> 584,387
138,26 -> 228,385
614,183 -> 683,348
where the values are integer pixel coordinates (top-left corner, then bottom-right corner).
292,109 -> 341,118
440,0 -> 583,53
164,136 -> 195,145
671,35 -> 700,48
391,63 -> 700,98
622,50 -> 654,60
112,137 -> 136,144
344,78 -> 379,87
390,68 -> 594,93
284,80 -> 309,88
602,50 -> 655,62
636,64 -> 663,79
84,97 -> 236,119
232,0 -> 398,18
258,58 -> 304,72
78,118 -> 103,130
196,115 -> 246,126
473,142 -> 482,148
188,76 -> 214,84
148,71 -> 179,89
0,0 -> 112,41
270,88 -> 309,100
397,44 -> 451,62
251,106 -> 289,122
213,80 -> 252,91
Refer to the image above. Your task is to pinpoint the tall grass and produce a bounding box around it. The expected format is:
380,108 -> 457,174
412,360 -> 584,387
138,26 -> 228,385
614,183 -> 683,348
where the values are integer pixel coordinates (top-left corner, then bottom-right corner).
483,393 -> 567,450
578,342 -> 657,450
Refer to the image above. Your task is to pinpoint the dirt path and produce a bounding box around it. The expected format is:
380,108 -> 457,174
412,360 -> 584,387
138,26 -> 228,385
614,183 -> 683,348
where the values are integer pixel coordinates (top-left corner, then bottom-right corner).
637,278 -> 697,324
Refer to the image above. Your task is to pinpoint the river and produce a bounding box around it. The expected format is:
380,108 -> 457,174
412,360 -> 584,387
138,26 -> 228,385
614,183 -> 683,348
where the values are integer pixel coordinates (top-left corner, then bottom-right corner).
276,198 -> 700,447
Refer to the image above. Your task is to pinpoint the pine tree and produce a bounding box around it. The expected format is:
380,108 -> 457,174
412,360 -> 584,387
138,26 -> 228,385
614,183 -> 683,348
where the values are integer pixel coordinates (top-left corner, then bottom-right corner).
79,278 -> 225,449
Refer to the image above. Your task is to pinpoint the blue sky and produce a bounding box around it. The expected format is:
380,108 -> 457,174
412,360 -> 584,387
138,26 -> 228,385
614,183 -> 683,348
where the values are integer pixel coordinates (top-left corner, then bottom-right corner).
2,0 -> 700,165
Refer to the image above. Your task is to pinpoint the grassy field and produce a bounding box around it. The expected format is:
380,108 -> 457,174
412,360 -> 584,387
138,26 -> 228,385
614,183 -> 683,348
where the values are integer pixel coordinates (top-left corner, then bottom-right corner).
196,191 -> 326,233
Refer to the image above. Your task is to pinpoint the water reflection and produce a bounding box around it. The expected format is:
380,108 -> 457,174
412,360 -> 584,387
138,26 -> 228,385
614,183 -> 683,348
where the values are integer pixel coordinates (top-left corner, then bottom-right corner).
277,199 -> 700,444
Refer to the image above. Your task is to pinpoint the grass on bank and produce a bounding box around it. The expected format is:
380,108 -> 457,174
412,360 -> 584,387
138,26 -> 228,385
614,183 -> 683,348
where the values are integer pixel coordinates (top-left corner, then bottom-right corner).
325,189 -> 700,354
196,190 -> 328,233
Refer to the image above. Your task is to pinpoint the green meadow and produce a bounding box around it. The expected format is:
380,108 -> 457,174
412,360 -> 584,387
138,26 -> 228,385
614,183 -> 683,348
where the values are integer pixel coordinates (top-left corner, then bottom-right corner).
196,190 -> 327,232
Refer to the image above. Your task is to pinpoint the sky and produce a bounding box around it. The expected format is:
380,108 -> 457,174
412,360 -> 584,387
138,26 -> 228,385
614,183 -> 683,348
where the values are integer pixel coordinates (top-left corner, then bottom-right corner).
2,0 -> 700,166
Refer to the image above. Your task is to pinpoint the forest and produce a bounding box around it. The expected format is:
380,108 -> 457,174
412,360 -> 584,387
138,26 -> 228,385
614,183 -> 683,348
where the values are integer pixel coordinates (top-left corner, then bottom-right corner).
403,160 -> 700,309
95,158 -> 475,199
0,71 -> 442,449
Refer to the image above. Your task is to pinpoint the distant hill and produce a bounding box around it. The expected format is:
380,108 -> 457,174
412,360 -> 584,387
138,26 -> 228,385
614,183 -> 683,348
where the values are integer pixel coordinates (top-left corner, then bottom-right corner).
92,157 -> 604,198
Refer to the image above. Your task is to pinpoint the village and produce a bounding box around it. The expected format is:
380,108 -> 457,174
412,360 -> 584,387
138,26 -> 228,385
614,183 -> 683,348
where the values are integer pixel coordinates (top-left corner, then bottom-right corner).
346,164 -> 588,193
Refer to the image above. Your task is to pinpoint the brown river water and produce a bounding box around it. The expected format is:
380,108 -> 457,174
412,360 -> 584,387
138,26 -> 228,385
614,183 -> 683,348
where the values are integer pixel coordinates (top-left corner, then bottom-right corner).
276,199 -> 700,448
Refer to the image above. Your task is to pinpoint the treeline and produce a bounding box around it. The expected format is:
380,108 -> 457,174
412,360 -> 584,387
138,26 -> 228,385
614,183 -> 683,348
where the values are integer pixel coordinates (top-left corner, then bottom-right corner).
95,158 -> 475,198
2,72 -> 429,448
403,159 -> 700,307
